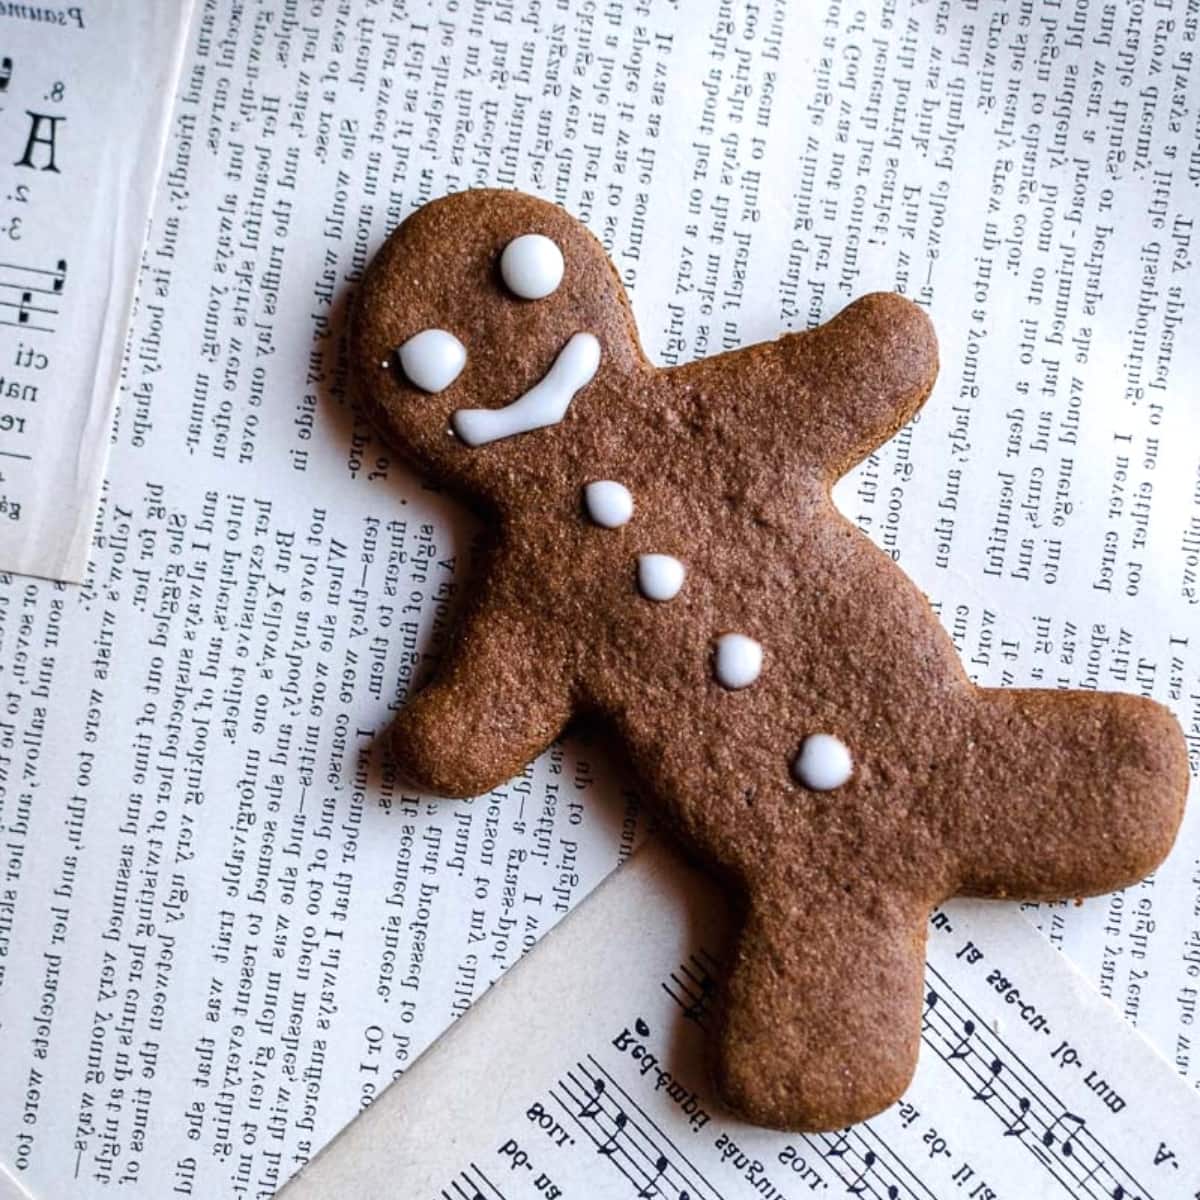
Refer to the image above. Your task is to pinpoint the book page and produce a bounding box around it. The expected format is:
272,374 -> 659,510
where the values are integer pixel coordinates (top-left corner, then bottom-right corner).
0,1161 -> 35,1200
0,5 -> 194,582
0,2 -> 1197,1198
283,839 -> 1200,1200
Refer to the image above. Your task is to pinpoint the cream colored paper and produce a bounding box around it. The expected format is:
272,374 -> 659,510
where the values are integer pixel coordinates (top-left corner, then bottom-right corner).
0,1162 -> 35,1200
284,840 -> 1200,1200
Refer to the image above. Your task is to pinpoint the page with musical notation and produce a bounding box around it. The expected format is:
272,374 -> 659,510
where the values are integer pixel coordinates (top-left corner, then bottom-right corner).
0,7 -> 193,581
283,839 -> 1200,1200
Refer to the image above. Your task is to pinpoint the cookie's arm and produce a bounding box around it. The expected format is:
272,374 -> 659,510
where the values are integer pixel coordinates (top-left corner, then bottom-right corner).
391,598 -> 573,798
953,689 -> 1186,899
715,886 -> 927,1131
774,292 -> 938,479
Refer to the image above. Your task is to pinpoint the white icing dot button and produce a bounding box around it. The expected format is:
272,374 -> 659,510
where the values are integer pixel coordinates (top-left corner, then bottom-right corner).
397,329 -> 467,393
637,554 -> 685,602
500,233 -> 564,299
714,633 -> 762,689
584,480 -> 634,529
453,332 -> 600,447
792,734 -> 854,791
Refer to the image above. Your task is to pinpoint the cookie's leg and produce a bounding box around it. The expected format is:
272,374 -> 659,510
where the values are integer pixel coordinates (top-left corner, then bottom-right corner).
390,599 -> 572,798
955,689 -> 1187,900
714,889 -> 927,1131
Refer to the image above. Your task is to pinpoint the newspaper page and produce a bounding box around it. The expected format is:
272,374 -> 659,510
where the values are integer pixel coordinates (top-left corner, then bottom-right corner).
283,838 -> 1200,1200
0,1 -> 1198,1198
0,5 -> 194,583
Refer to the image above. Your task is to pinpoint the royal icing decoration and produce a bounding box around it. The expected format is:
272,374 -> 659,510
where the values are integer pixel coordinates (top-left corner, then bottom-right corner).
714,633 -> 763,689
637,554 -> 686,602
500,233 -> 564,299
397,329 -> 467,393
453,332 -> 601,447
584,480 -> 634,528
792,734 -> 854,791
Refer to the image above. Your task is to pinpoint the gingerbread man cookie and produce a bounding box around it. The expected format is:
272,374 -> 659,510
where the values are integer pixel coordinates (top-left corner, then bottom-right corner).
350,190 -> 1187,1132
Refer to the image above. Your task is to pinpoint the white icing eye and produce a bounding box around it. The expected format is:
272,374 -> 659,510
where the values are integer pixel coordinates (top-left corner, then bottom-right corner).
397,329 -> 466,393
792,734 -> 854,791
584,481 -> 634,528
714,633 -> 762,689
500,233 -> 564,300
637,554 -> 685,602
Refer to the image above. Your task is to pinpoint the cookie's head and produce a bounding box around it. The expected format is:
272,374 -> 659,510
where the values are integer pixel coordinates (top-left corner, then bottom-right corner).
351,189 -> 647,498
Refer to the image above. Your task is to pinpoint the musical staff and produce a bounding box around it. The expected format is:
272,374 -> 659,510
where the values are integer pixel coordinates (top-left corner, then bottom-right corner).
439,1161 -> 505,1200
638,1154 -> 669,1198
550,1055 -> 719,1200
947,1018 -> 975,1060
809,1126 -> 935,1200
660,947 -> 720,1031
856,1125 -> 940,1200
658,946 -> 1161,1200
578,1075 -> 607,1119
1040,1111 -> 1085,1158
598,1110 -> 630,1157
971,1056 -> 1003,1103
921,988 -> 938,1032
847,1150 -> 883,1197
660,954 -> 935,1200
923,965 -> 1153,1199
0,257 -> 66,332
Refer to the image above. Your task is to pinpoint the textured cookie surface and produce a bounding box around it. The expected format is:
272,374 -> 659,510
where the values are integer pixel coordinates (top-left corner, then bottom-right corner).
350,189 -> 1188,1131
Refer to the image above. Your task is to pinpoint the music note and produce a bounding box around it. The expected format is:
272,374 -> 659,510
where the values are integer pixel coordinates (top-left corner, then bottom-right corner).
1003,1096 -> 1031,1138
1042,1111 -> 1085,1157
597,1110 -> 627,1157
847,1149 -> 877,1196
637,1154 -> 668,1198
578,1077 -> 606,1120
824,1130 -> 850,1159
948,1018 -> 976,1060
922,989 -> 938,1030
972,1057 -> 1003,1102
0,260 -> 66,332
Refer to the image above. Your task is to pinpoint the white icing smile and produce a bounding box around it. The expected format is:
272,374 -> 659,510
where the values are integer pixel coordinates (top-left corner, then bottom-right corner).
452,332 -> 601,447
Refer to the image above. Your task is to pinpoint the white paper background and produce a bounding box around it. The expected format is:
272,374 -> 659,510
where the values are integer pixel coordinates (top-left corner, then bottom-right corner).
0,1 -> 1197,1197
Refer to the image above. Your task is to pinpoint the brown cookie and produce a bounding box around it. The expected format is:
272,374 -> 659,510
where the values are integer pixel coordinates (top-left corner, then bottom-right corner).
349,189 -> 1188,1132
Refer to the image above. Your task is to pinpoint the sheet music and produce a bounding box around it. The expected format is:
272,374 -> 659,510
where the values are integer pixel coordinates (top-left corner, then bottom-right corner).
284,840 -> 1200,1200
0,8 -> 193,581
